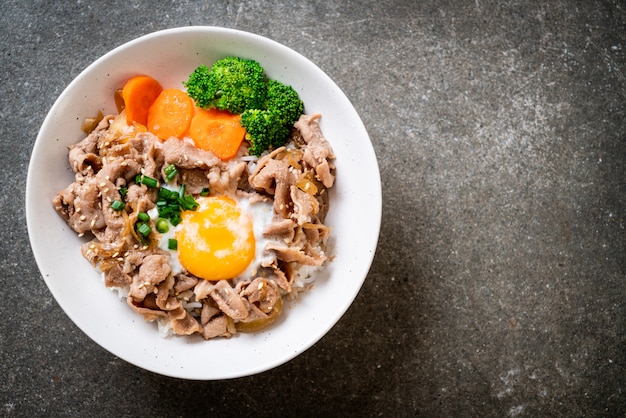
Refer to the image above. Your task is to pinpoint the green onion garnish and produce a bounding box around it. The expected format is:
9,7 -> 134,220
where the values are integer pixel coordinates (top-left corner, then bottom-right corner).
179,195 -> 199,211
136,222 -> 152,237
158,187 -> 172,200
110,200 -> 125,211
137,212 -> 150,222
156,218 -> 169,233
135,174 -> 159,188
164,164 -> 178,182
170,214 -> 182,226
168,239 -> 178,250
200,187 -> 210,196
153,184 -> 197,225
118,186 -> 128,198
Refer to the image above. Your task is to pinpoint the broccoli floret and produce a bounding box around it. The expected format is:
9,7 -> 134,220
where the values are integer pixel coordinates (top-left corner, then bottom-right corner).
184,57 -> 305,156
184,57 -> 267,114
240,109 -> 290,156
265,79 -> 304,127
241,80 -> 303,155
184,64 -> 213,108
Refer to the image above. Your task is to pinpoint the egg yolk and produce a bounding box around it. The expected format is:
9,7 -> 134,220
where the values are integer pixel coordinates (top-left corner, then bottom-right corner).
177,196 -> 255,281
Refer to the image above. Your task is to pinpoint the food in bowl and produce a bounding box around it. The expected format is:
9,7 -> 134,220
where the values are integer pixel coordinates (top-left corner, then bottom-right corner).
52,57 -> 336,340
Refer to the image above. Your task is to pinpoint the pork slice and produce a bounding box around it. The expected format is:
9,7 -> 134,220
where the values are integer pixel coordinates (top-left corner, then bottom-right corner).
103,264 -> 132,288
209,280 -> 249,321
124,184 -> 156,214
53,177 -> 105,234
68,115 -> 113,174
129,254 -> 171,301
161,137 -> 220,169
170,312 -> 203,336
302,220 -> 331,245
165,304 -> 187,321
240,278 -> 282,315
200,303 -> 221,325
96,158 -> 141,185
249,156 -> 295,218
290,185 -> 319,225
122,248 -> 165,275
207,160 -> 247,194
265,265 -> 292,293
93,177 -> 129,244
266,242 -> 327,266
178,168 -> 210,195
193,279 -> 214,301
128,133 -> 160,178
127,294 -> 167,321
263,218 -> 297,242
294,114 -> 335,188
173,273 -> 199,294
202,314 -> 234,339
155,274 -> 178,311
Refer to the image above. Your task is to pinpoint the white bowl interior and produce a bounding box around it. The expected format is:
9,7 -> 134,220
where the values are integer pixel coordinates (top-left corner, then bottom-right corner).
26,26 -> 381,380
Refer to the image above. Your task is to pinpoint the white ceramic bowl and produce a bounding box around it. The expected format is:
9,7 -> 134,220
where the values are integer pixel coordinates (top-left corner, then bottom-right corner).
26,26 -> 381,380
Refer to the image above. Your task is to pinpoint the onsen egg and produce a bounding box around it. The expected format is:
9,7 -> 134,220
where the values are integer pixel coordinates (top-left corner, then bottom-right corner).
176,196 -> 256,281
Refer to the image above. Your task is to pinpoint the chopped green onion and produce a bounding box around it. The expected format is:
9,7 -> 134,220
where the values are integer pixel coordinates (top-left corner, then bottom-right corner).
135,174 -> 159,188
110,200 -> 125,211
158,187 -> 170,200
154,184 -> 197,225
137,212 -> 150,222
164,164 -> 178,182
170,214 -> 182,226
136,222 -> 152,237
158,187 -> 175,201
168,239 -> 178,250
157,206 -> 171,218
118,186 -> 128,198
179,195 -> 199,211
200,187 -> 210,196
156,218 -> 169,233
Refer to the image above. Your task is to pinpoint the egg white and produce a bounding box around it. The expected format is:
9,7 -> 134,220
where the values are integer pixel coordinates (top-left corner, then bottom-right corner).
150,190 -> 280,281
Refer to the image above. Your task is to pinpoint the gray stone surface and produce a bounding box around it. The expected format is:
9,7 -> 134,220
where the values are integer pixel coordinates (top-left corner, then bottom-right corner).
1,0 -> 624,416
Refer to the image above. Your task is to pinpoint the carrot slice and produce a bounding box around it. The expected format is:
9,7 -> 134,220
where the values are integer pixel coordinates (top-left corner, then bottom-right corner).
189,108 -> 247,160
147,88 -> 195,140
121,75 -> 163,126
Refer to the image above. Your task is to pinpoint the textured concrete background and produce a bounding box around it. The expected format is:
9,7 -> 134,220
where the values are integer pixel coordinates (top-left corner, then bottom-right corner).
2,0 -> 624,416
